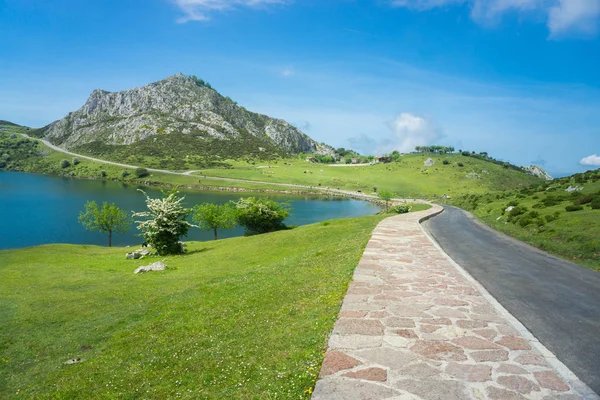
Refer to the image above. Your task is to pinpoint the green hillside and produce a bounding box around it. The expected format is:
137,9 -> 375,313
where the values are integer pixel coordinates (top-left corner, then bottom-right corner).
196,153 -> 543,198
450,169 -> 600,271
0,215 -> 387,399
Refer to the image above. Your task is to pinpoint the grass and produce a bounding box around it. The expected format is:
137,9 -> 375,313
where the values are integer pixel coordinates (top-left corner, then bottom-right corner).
0,215 -> 392,399
449,170 -> 600,271
196,153 -> 542,198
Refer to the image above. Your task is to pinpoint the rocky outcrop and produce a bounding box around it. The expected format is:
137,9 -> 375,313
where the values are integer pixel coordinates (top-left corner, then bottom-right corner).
36,74 -> 334,156
524,165 -> 552,181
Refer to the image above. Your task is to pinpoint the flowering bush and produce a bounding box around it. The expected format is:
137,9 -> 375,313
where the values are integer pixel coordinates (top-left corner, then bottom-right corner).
133,190 -> 194,255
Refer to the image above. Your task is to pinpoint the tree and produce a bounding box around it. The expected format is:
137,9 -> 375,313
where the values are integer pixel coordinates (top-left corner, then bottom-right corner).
79,201 -> 131,247
133,190 -> 194,255
193,202 -> 236,240
135,167 -> 149,178
378,190 -> 394,212
60,159 -> 70,168
234,197 -> 290,236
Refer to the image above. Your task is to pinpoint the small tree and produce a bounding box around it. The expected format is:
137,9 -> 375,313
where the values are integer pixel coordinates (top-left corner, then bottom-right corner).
79,201 -> 131,247
133,190 -> 193,255
135,167 -> 149,178
378,190 -> 394,212
60,159 -> 70,168
192,202 -> 236,240
234,197 -> 290,236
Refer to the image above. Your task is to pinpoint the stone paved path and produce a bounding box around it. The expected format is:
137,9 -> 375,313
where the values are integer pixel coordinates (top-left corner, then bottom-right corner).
312,206 -> 597,400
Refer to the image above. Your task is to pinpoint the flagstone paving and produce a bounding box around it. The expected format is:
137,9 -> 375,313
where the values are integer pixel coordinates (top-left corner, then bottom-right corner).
312,205 -> 597,400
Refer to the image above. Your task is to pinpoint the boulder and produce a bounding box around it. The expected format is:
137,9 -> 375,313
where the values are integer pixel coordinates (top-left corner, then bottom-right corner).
126,252 -> 142,260
134,262 -> 166,274
424,158 -> 435,167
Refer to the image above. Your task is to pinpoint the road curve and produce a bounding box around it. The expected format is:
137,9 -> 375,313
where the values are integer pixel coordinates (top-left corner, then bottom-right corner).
422,205 -> 600,394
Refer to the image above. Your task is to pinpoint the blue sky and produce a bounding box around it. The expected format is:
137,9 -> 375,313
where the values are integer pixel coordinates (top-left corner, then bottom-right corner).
1,0 -> 599,176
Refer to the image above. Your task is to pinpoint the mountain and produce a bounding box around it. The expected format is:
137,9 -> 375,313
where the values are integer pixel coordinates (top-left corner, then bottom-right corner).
32,74 -> 333,165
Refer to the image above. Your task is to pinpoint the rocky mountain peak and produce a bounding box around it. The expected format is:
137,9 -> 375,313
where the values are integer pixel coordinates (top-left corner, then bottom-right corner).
35,74 -> 334,158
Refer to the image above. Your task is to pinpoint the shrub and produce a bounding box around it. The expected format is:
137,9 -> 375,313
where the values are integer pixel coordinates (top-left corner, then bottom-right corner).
507,200 -> 519,207
573,195 -> 594,205
442,160 -> 450,165
545,214 -> 557,223
528,211 -> 540,219
135,167 -> 149,178
457,163 -> 464,167
121,170 -> 130,178
390,204 -> 411,214
0,161 -> 6,168
234,197 -> 290,236
133,190 -> 193,255
565,205 -> 583,212
60,159 -> 70,168
72,157 -> 80,165
100,170 -> 107,178
591,198 -> 600,210
519,217 -> 533,227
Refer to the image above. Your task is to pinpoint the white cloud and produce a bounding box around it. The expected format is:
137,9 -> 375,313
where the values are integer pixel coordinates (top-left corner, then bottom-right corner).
548,0 -> 600,36
281,67 -> 295,77
173,0 -> 288,23
389,0 -> 600,37
579,154 -> 600,166
381,113 -> 444,153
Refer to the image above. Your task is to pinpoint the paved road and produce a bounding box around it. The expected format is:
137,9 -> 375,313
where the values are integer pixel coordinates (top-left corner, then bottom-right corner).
422,206 -> 600,394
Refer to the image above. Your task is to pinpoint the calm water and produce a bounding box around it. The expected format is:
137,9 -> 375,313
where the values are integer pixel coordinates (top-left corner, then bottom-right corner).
0,172 -> 379,250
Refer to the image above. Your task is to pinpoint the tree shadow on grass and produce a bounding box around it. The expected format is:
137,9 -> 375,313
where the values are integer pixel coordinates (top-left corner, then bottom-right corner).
185,247 -> 213,256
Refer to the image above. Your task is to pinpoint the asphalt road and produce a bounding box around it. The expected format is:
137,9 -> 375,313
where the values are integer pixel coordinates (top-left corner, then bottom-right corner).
422,206 -> 600,394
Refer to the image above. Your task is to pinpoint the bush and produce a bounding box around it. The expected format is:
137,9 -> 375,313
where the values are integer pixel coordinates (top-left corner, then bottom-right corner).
60,159 -> 71,168
390,204 -> 411,214
528,211 -> 540,219
573,195 -> 594,205
519,217 -> 533,227
457,163 -> 464,167
133,190 -> 193,255
507,200 -> 519,207
565,205 -> 583,212
100,170 -> 107,178
545,214 -> 557,223
591,198 -> 600,210
234,197 -> 290,236
121,170 -> 130,178
442,160 -> 450,165
135,167 -> 149,178
72,157 -> 80,165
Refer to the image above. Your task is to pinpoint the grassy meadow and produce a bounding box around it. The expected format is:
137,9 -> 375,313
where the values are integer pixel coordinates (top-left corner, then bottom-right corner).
0,214 -> 404,399
450,170 -> 600,271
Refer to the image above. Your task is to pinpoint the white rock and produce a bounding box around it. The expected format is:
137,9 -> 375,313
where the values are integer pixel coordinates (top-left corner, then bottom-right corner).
134,262 -> 166,274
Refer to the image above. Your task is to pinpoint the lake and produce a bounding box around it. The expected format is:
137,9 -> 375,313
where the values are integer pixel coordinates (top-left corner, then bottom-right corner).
0,172 -> 380,250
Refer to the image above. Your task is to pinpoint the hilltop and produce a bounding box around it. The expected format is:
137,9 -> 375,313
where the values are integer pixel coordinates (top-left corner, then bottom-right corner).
30,74 -> 334,168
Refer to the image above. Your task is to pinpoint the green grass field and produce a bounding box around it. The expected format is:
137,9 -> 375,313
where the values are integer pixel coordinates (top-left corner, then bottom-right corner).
450,171 -> 600,271
1,215 -> 399,399
196,153 -> 541,197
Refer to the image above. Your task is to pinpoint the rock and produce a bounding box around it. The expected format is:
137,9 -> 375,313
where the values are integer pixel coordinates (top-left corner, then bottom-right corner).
9,133 -> 17,139
424,158 -> 435,167
64,357 -> 85,365
505,206 -> 515,212
140,249 -> 150,256
126,251 -> 142,260
524,165 -> 553,181
134,262 -> 166,274
565,186 -> 583,193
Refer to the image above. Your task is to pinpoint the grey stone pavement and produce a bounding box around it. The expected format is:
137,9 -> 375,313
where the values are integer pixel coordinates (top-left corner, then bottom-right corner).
312,205 -> 598,400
